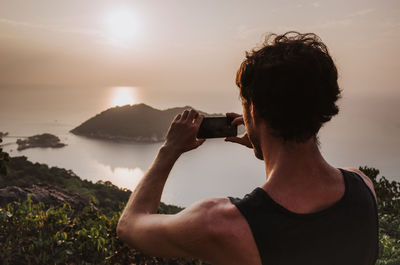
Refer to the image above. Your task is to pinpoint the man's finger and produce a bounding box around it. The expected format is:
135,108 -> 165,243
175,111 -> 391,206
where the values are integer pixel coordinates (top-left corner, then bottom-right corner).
225,135 -> 252,148
181,110 -> 189,120
226,112 -> 241,118
225,136 -> 241,143
192,138 -> 206,149
187,109 -> 198,121
196,138 -> 206,146
194,114 -> 204,127
174,114 -> 182,122
231,117 -> 244,126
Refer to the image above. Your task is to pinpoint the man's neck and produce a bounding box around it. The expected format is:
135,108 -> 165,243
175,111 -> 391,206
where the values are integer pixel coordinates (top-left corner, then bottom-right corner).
260,135 -> 338,187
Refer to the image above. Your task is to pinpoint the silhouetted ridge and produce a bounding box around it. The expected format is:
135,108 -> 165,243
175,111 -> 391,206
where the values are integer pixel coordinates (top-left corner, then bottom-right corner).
70,103 -> 220,142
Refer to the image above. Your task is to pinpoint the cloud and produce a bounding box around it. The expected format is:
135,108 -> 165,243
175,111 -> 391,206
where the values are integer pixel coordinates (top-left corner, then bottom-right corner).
0,18 -> 105,39
314,18 -> 353,29
349,8 -> 375,17
236,25 -> 261,40
313,8 -> 375,29
312,2 -> 321,8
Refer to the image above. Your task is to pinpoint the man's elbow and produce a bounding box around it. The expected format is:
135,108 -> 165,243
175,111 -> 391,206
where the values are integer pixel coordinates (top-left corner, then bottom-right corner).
116,218 -> 126,240
116,215 -> 141,247
116,215 -> 133,242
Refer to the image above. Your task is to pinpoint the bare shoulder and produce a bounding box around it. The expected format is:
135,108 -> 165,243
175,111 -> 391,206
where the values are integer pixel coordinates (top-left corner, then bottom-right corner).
167,197 -> 241,250
186,197 -> 249,231
174,197 -> 234,222
344,168 -> 377,202
117,196 -> 260,264
177,197 -> 261,265
176,197 -> 244,236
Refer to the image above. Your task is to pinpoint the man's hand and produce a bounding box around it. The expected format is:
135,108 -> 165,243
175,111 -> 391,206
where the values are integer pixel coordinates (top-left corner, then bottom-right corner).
162,109 -> 206,156
224,112 -> 253,149
117,108 -> 230,263
116,109 -> 259,263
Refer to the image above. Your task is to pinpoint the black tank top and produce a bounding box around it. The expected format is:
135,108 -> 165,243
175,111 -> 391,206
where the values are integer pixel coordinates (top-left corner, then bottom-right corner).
229,168 -> 378,265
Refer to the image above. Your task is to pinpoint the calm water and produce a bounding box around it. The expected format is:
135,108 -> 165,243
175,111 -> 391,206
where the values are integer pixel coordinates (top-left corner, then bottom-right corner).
2,116 -> 399,207
1,121 -> 266,207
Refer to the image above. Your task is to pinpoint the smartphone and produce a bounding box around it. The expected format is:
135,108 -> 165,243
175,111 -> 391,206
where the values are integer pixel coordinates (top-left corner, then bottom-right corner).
197,116 -> 237,139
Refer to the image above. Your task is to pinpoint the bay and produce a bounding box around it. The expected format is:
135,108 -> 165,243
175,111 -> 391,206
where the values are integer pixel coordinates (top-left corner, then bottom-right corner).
1,121 -> 265,207
2,115 -> 399,208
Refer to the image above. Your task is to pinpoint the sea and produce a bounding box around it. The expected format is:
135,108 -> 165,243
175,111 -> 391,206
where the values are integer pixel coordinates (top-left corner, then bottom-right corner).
1,115 -> 399,208
1,119 -> 267,207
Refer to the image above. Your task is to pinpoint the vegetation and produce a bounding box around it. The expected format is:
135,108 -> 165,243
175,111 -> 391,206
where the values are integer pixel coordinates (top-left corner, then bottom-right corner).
0,198 -> 204,265
1,156 -> 130,215
0,144 -> 399,263
0,155 -> 182,216
359,166 -> 400,264
0,138 -> 10,176
0,146 -> 200,264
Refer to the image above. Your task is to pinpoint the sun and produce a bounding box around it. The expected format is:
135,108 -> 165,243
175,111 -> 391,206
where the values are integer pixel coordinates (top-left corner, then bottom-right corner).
110,86 -> 138,107
105,8 -> 139,45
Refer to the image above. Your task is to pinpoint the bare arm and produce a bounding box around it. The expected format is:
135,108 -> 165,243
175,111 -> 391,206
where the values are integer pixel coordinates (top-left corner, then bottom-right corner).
117,109 -> 223,260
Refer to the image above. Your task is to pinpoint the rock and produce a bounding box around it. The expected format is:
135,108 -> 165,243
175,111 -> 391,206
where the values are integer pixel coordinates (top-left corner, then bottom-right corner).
0,184 -> 89,209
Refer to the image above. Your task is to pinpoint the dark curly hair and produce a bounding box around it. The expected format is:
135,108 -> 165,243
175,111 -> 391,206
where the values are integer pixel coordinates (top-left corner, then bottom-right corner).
236,31 -> 341,143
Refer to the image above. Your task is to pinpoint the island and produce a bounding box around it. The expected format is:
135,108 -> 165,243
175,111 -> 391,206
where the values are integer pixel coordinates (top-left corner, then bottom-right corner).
16,133 -> 66,151
70,103 -> 223,142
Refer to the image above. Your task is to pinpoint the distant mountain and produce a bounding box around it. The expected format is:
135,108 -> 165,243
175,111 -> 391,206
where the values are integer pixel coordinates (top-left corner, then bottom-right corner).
70,103 -> 222,142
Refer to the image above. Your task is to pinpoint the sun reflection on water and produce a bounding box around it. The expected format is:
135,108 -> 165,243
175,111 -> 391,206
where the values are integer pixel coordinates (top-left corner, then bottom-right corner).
112,167 -> 144,190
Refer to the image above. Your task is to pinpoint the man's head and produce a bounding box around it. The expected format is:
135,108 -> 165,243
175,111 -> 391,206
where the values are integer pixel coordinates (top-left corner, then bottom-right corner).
236,31 -> 341,147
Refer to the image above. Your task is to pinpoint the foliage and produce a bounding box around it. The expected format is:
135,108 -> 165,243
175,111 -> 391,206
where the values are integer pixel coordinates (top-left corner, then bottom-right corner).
1,156 -> 183,217
0,149 -> 195,264
1,155 -> 130,215
1,155 -> 185,218
360,166 -> 400,218
0,197 -> 204,265
360,166 -> 400,264
0,148 -> 399,263
0,138 -> 10,176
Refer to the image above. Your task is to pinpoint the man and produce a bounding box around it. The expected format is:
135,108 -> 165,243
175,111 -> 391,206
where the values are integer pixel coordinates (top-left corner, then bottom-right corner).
117,32 -> 378,265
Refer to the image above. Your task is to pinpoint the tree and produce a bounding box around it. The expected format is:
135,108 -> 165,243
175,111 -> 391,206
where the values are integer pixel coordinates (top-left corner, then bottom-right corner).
360,166 -> 400,263
360,166 -> 400,218
0,138 -> 10,176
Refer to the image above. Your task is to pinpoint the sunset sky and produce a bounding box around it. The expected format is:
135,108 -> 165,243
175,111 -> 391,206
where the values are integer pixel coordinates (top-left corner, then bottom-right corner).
0,0 -> 399,177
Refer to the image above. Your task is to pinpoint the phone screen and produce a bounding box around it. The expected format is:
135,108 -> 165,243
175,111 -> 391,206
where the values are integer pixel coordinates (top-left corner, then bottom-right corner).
197,117 -> 237,139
